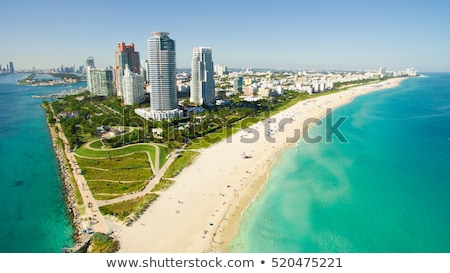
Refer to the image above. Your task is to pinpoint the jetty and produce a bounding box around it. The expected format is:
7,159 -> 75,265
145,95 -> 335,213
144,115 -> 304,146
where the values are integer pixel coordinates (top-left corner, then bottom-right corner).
17,72 -> 36,84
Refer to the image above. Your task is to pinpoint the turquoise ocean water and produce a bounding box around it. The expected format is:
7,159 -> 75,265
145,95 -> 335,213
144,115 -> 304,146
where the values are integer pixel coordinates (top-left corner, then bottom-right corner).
0,73 -> 79,252
229,73 -> 450,253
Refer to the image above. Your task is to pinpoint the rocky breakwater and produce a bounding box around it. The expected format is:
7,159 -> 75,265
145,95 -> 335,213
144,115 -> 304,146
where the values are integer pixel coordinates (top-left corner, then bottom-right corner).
44,116 -> 84,246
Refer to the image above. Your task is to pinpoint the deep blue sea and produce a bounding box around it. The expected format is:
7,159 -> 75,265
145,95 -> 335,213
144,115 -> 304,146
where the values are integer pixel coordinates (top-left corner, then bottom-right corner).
0,73 -> 82,252
229,73 -> 450,253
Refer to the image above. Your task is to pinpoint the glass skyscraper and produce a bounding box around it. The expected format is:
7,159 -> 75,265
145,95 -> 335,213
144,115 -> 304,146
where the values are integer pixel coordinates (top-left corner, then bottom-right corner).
190,47 -> 215,105
147,32 -> 178,111
86,67 -> 114,97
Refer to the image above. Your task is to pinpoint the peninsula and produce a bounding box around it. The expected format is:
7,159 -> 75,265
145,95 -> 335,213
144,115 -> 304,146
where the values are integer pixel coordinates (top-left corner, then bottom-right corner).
42,68 -> 414,252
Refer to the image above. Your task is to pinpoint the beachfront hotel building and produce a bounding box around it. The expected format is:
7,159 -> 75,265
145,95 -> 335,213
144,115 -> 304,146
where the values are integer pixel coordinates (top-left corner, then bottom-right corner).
190,47 -> 215,106
122,65 -> 145,105
86,67 -> 114,97
115,42 -> 140,97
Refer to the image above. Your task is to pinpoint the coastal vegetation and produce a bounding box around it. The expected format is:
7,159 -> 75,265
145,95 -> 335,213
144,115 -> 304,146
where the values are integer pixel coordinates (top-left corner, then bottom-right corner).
163,150 -> 199,178
99,193 -> 159,225
151,178 -> 175,192
88,232 -> 119,253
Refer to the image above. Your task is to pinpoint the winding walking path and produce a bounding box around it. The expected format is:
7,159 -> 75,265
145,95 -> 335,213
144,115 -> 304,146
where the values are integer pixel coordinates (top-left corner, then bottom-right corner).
81,138 -> 163,173
73,136 -> 183,206
96,150 -> 180,206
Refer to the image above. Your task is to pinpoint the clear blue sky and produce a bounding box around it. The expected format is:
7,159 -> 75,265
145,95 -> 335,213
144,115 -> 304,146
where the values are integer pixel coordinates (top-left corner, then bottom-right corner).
1,0 -> 450,72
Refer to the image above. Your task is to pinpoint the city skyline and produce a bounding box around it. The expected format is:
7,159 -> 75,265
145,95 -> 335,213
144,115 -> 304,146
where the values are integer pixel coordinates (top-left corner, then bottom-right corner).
1,0 -> 450,72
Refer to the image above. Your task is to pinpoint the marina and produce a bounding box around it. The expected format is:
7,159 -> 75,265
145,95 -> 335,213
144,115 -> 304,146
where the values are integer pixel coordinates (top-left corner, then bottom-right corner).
32,87 -> 87,99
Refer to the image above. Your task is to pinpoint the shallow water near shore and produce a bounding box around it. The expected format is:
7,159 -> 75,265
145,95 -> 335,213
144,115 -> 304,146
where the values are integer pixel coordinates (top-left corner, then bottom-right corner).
0,74 -> 78,252
229,73 -> 450,252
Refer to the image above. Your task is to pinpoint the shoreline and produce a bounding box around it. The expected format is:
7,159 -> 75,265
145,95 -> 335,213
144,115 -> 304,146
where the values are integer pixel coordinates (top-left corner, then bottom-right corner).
114,76 -> 409,252
209,77 -> 409,252
43,103 -> 109,251
43,105 -> 84,244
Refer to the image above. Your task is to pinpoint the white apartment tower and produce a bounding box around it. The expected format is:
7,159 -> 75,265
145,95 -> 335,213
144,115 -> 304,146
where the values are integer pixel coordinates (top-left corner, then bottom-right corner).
148,32 -> 177,111
86,67 -> 114,97
122,65 -> 145,105
190,47 -> 215,105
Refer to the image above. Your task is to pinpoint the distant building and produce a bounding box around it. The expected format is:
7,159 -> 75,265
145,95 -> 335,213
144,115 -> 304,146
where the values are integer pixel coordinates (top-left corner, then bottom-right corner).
274,86 -> 284,96
190,47 -> 215,105
243,78 -> 253,85
122,65 -> 145,105
8,62 -> 14,73
86,67 -> 114,97
85,56 -> 95,68
214,64 -> 228,75
234,76 -> 243,93
115,42 -> 140,97
243,86 -> 257,96
135,108 -> 182,120
257,87 -> 271,97
140,59 -> 148,83
379,66 -> 387,77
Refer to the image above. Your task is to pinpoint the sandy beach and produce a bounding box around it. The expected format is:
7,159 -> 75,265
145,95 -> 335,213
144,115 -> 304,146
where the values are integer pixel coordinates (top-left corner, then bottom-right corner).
111,77 -> 407,253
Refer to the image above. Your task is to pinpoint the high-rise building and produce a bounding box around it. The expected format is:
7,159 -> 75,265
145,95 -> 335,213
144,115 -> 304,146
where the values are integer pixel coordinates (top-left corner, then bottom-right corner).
8,62 -> 14,73
122,65 -> 145,105
140,59 -> 149,83
233,76 -> 243,93
85,56 -> 95,68
190,47 -> 215,105
134,32 -> 182,121
86,67 -> 114,97
115,42 -> 140,96
148,32 -> 178,111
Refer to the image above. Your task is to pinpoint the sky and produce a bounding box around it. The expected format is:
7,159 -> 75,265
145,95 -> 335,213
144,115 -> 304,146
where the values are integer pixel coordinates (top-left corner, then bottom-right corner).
1,0 -> 450,72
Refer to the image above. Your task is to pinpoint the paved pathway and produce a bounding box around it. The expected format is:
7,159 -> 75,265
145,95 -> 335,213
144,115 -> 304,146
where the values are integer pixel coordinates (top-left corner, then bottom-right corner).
49,105 -> 109,234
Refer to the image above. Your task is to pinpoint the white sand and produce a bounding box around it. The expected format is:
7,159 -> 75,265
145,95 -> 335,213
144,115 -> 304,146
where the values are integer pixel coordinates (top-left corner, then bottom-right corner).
112,77 -> 406,252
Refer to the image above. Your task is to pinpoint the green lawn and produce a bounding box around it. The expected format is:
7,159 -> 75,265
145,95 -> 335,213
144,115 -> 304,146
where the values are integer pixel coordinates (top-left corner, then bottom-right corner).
75,142 -> 159,164
89,139 -> 104,149
76,153 -> 152,200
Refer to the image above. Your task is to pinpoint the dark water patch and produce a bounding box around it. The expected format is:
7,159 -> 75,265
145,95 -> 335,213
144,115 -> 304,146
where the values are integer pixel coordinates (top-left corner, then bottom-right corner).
13,180 -> 24,187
